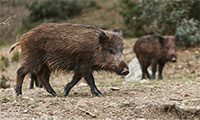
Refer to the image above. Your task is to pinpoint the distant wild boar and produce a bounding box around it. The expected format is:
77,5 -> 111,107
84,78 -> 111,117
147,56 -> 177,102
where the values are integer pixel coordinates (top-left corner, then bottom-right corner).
10,23 -> 129,97
134,35 -> 178,80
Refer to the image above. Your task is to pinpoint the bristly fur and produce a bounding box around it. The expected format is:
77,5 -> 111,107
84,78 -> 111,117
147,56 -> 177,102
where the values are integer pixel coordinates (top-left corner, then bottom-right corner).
134,35 -> 177,80
14,23 -> 129,96
18,23 -> 124,74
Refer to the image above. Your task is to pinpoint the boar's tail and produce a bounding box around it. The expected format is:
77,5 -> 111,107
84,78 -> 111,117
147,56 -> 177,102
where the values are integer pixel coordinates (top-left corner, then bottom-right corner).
9,41 -> 20,53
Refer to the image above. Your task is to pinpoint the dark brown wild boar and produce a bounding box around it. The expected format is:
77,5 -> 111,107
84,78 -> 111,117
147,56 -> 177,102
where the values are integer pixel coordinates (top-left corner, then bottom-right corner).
134,35 -> 178,80
10,23 -> 129,97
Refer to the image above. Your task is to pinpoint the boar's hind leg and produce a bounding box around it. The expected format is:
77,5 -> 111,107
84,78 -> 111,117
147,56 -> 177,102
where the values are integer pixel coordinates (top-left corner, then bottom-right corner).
29,73 -> 43,89
16,66 -> 29,96
140,63 -> 151,80
33,73 -> 43,88
84,73 -> 103,97
64,73 -> 82,96
37,64 -> 56,97
29,74 -> 36,89
29,73 -> 39,89
158,62 -> 165,80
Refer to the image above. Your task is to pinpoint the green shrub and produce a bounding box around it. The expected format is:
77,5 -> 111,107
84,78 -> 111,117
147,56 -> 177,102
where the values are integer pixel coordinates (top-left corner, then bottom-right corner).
19,0 -> 99,34
11,51 -> 20,62
176,19 -> 200,47
120,0 -> 200,41
176,18 -> 200,47
0,56 -> 9,71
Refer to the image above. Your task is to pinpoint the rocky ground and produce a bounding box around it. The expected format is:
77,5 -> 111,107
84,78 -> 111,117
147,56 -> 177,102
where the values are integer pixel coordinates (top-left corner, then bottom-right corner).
0,39 -> 200,120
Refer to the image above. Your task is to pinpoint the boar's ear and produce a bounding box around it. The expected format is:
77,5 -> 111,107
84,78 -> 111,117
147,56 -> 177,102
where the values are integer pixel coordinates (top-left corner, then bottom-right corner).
99,31 -> 109,45
113,29 -> 123,37
153,35 -> 165,45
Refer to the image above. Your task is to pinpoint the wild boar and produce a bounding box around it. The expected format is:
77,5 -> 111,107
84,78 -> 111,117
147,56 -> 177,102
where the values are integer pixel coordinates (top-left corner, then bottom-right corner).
10,23 -> 129,97
134,35 -> 177,80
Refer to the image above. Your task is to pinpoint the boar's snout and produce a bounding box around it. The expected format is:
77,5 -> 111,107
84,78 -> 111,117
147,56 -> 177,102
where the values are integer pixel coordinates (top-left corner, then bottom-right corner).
170,55 -> 177,62
171,56 -> 176,62
116,61 -> 129,76
120,67 -> 129,75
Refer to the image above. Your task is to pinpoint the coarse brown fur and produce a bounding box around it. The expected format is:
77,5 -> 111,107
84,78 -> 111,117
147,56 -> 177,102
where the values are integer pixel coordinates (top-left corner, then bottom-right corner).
134,35 -> 177,80
12,23 -> 129,97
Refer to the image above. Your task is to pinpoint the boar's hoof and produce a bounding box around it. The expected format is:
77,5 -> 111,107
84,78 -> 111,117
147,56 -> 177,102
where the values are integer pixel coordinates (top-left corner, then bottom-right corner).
158,76 -> 163,80
92,89 -> 104,97
63,89 -> 70,97
151,75 -> 156,80
47,89 -> 57,97
38,83 -> 43,88
15,87 -> 22,96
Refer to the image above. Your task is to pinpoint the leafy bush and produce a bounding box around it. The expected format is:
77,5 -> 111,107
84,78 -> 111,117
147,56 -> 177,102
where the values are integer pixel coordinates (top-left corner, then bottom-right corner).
20,0 -> 99,34
176,19 -> 200,47
0,56 -> 9,71
27,0 -> 97,22
120,0 -> 200,46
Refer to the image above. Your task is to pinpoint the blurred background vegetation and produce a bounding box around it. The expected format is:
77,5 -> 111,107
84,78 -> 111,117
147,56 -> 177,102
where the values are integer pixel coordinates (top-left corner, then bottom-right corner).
0,0 -> 199,47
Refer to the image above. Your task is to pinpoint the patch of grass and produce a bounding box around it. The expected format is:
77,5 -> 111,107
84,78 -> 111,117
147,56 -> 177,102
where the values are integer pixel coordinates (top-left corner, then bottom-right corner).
0,56 -> 9,71
56,90 -> 63,98
119,101 -> 135,108
189,75 -> 197,81
126,38 -> 138,42
59,106 -> 66,110
2,97 -> 10,103
50,100 -> 58,106
18,101 -> 26,107
0,42 -> 10,48
11,51 -> 21,62
132,81 -> 142,87
192,82 -> 196,85
98,82 -> 109,87
196,53 -> 200,58
153,85 -> 161,89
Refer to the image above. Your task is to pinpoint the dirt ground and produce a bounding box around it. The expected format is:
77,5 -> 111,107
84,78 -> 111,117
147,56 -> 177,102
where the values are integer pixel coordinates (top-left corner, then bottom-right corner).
0,39 -> 200,120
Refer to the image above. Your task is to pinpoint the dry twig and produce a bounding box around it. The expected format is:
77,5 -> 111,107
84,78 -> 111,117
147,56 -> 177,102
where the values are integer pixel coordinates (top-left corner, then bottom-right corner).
0,14 -> 13,26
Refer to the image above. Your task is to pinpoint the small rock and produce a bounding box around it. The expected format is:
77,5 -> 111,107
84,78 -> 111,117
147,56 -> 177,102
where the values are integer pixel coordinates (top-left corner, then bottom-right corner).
125,58 -> 142,81
109,87 -> 120,91
184,93 -> 190,97
23,109 -> 29,113
178,65 -> 183,69
140,79 -> 150,84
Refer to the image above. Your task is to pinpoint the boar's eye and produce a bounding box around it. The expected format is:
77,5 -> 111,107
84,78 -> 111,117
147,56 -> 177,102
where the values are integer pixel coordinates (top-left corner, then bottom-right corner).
166,46 -> 170,50
109,49 -> 115,54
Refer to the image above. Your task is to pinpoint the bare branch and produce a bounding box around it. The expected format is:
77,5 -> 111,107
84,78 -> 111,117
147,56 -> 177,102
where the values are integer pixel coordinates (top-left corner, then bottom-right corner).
0,13 -> 13,26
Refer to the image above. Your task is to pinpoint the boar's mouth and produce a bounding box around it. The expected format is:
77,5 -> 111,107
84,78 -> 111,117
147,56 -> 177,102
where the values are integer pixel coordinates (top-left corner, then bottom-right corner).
114,61 -> 129,76
170,56 -> 177,63
115,67 -> 129,76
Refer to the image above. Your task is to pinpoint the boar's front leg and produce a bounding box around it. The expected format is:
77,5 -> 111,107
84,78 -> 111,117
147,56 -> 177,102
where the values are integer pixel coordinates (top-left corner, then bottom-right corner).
158,62 -> 165,80
151,61 -> 157,80
84,73 -> 103,97
64,73 -> 82,96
